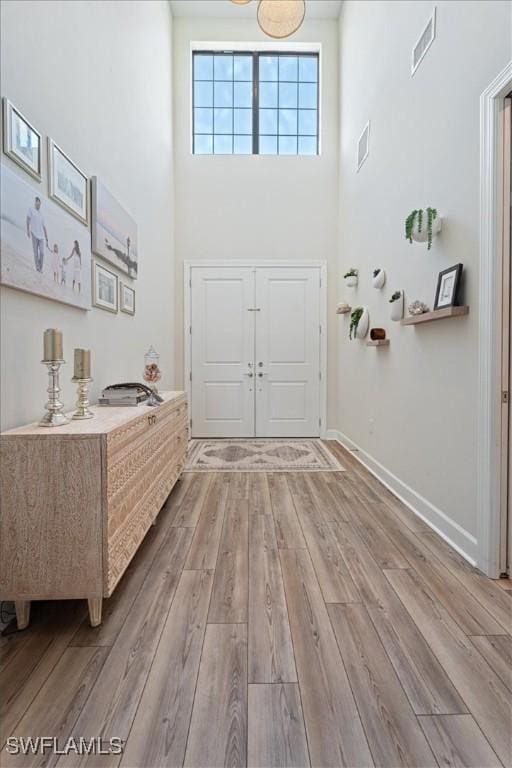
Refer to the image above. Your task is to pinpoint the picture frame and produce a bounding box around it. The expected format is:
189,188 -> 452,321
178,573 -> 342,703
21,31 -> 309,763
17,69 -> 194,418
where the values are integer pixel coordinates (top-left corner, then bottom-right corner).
48,138 -> 89,225
91,176 -> 138,278
120,282 -> 135,315
93,261 -> 118,313
1,163 -> 91,310
434,263 -> 463,310
2,98 -> 41,180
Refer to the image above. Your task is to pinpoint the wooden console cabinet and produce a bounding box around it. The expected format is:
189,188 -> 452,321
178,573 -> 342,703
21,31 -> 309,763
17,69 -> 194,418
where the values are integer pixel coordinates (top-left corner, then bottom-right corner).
0,391 -> 187,629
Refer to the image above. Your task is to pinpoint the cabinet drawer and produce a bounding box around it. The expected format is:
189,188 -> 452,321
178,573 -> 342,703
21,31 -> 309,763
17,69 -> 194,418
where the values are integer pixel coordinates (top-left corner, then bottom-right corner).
106,421 -> 187,593
107,409 -> 188,538
106,394 -> 187,463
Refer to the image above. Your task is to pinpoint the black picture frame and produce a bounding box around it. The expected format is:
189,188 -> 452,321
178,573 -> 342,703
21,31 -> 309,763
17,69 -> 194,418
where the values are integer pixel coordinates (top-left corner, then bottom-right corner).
434,263 -> 463,310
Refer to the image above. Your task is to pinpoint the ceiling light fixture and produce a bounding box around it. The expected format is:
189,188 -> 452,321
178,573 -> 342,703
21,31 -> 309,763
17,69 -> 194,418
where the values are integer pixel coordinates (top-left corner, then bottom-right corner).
230,0 -> 252,5
257,0 -> 306,39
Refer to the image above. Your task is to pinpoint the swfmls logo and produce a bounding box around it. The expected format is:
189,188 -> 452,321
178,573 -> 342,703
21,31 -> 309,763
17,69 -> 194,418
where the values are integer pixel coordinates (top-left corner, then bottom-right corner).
5,737 -> 123,756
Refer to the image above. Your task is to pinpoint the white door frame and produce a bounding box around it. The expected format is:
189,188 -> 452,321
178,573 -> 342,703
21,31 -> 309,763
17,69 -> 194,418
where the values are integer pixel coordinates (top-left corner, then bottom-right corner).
477,62 -> 512,578
184,260 -> 328,439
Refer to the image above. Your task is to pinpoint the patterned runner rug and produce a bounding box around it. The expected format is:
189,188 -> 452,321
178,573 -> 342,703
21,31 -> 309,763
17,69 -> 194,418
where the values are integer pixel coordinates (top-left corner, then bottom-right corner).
185,439 -> 345,473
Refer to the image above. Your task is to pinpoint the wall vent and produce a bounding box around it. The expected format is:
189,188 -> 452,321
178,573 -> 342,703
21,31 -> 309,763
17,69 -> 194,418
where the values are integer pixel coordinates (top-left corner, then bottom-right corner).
412,8 -> 436,75
356,121 -> 370,172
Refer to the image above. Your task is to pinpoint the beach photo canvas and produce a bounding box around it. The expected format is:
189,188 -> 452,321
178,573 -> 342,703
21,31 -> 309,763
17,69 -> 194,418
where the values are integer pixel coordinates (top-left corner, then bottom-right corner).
91,176 -> 138,278
0,163 -> 91,310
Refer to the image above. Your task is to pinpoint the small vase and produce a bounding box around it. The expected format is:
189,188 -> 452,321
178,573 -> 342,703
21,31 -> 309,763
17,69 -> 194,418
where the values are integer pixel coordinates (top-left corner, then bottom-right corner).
372,269 -> 386,289
355,308 -> 370,339
412,214 -> 442,243
390,292 -> 404,321
345,275 -> 358,288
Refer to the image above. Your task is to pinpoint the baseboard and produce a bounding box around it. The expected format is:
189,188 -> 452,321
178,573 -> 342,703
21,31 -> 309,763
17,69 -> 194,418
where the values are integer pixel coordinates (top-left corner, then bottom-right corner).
325,429 -> 478,565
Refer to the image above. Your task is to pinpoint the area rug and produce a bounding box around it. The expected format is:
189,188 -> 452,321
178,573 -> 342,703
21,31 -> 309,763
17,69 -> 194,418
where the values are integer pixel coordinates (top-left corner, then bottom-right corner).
185,439 -> 345,473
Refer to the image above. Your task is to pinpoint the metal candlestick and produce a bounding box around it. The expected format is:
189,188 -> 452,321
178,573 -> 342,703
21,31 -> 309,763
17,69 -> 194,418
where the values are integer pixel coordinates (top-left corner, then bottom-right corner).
39,360 -> 70,427
71,377 -> 94,420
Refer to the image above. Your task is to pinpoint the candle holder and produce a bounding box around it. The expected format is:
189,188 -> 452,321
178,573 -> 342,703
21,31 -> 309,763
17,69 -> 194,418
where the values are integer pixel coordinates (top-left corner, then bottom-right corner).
71,377 -> 94,420
39,360 -> 70,427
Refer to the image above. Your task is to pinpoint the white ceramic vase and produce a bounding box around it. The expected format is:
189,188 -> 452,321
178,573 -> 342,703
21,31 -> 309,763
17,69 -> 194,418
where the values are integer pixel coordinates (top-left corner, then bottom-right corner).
345,275 -> 358,287
355,308 -> 370,339
390,292 -> 404,321
372,269 -> 386,289
411,212 -> 442,243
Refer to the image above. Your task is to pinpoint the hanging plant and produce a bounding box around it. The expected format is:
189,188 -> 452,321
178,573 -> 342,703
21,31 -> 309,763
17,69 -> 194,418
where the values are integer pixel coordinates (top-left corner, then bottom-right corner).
372,268 -> 386,289
349,307 -> 364,340
405,208 -> 440,250
389,291 -> 401,303
344,268 -> 359,287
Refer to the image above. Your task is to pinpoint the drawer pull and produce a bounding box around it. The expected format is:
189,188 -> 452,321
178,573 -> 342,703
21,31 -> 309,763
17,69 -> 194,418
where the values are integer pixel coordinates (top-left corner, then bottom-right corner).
147,414 -> 157,426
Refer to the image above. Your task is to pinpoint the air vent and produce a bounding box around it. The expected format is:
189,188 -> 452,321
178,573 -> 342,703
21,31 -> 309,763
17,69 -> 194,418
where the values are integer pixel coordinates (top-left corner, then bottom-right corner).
356,121 -> 370,172
412,8 -> 436,75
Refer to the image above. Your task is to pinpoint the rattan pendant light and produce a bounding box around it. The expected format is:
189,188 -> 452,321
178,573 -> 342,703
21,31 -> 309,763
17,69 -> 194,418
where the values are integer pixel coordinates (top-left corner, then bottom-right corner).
257,0 -> 306,39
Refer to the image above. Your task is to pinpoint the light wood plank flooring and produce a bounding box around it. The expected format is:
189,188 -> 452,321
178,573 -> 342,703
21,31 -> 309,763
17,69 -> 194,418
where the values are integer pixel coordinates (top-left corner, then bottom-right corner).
1,442 -> 511,768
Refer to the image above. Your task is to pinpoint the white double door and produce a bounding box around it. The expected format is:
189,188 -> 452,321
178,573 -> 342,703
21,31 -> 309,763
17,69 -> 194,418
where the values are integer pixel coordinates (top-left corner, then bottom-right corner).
190,265 -> 322,438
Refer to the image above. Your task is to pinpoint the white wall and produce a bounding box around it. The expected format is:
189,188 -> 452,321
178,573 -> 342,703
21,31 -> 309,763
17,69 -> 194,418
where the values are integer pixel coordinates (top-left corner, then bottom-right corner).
173,16 -> 339,424
0,0 -> 175,430
336,0 -> 511,559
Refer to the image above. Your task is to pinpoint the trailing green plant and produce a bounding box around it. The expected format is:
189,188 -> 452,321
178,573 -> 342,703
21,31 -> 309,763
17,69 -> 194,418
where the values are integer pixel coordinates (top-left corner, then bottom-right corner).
426,207 -> 437,250
405,210 -> 419,243
344,268 -> 358,279
405,208 -> 438,250
389,291 -> 401,303
349,307 -> 364,340
373,269 -> 381,278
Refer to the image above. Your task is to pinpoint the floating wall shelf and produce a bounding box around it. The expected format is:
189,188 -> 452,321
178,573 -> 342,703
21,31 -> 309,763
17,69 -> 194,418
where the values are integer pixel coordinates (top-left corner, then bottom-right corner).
401,306 -> 469,326
367,339 -> 390,347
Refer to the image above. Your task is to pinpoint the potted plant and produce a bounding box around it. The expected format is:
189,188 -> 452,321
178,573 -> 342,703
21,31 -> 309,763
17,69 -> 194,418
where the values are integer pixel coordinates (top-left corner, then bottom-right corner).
344,268 -> 359,287
372,268 -> 386,289
349,307 -> 369,339
405,208 -> 441,250
389,290 -> 404,321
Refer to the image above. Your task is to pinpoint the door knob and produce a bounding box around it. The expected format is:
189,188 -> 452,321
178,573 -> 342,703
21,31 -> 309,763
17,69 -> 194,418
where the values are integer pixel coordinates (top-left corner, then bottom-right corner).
245,372 -> 254,378
258,362 -> 263,367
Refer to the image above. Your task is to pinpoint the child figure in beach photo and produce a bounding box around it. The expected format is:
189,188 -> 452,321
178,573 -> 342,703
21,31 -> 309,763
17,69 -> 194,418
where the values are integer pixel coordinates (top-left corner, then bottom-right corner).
48,243 -> 60,284
70,240 -> 82,293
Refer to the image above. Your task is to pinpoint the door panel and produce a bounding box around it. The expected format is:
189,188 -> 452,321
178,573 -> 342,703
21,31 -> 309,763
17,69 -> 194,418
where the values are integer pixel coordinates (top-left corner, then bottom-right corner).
191,268 -> 255,437
255,267 -> 320,437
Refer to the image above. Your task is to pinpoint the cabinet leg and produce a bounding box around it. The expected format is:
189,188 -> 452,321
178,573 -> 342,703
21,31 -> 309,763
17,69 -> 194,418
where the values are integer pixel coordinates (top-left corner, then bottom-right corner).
87,598 -> 103,627
15,601 -> 31,630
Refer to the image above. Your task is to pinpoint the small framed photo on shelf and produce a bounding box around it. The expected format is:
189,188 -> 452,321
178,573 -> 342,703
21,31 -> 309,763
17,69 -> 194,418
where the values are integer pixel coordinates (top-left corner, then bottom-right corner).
120,282 -> 135,315
48,138 -> 89,225
2,98 -> 41,180
93,261 -> 118,313
434,263 -> 463,310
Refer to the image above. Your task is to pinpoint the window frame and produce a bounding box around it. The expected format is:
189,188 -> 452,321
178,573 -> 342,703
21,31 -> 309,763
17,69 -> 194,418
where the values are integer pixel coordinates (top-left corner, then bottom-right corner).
191,47 -> 320,156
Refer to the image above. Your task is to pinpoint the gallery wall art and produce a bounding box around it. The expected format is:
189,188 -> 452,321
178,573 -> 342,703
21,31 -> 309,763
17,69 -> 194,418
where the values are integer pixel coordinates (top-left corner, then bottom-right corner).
93,261 -> 118,313
91,176 -> 138,278
2,98 -> 41,180
48,138 -> 89,225
0,163 -> 91,310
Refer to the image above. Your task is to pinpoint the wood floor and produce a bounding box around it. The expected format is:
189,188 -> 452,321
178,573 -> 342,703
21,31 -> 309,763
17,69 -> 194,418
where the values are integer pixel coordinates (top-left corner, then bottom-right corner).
1,442 -> 511,768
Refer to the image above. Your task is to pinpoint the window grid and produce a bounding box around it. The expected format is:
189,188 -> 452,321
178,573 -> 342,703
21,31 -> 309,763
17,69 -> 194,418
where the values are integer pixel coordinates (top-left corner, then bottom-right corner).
193,51 -> 319,156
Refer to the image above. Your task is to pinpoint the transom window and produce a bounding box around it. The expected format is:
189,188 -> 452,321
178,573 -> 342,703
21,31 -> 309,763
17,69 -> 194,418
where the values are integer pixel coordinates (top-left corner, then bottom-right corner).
192,51 -> 319,155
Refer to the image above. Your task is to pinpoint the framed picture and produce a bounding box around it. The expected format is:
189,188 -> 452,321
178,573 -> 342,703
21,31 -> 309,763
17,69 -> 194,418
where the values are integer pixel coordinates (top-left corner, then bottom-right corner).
91,176 -> 138,278
93,261 -> 118,313
48,138 -> 89,225
120,282 -> 135,315
0,163 -> 91,310
2,98 -> 41,180
434,263 -> 463,310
